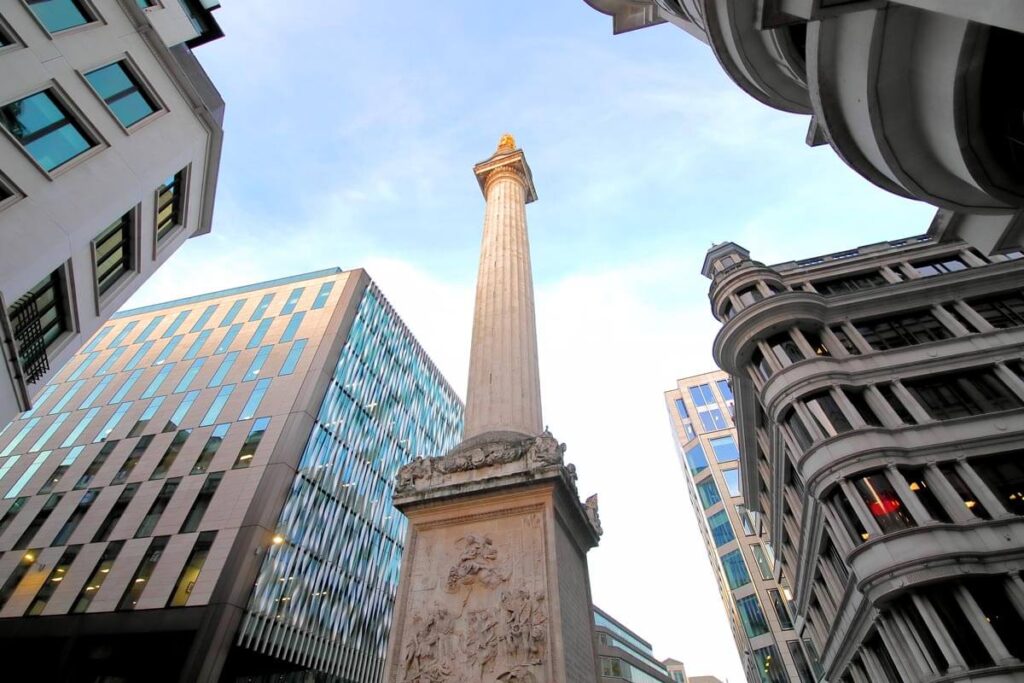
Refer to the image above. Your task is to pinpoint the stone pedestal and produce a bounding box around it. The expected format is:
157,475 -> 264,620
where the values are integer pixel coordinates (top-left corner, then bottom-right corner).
383,432 -> 602,683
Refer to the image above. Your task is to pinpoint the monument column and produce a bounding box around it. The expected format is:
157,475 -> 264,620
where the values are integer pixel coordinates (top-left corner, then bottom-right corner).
383,136 -> 602,683
464,134 -> 543,443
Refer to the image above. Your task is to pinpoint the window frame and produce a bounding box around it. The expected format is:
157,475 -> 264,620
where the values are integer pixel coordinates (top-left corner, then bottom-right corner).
21,0 -> 104,38
80,55 -> 166,133
153,165 -> 190,253
0,82 -> 107,177
91,206 -> 141,312
0,170 -> 23,212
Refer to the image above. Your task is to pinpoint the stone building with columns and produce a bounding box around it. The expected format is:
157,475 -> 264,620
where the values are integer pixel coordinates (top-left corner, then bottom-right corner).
579,0 -> 1024,255
701,234 -> 1024,681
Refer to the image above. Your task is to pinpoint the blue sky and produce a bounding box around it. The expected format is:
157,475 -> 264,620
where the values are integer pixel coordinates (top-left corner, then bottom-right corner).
130,1 -> 936,679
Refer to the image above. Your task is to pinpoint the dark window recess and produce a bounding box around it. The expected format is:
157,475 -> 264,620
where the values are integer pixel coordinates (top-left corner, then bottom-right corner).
155,171 -> 185,241
52,488 -> 100,545
93,483 -> 139,541
978,27 -> 1024,197
829,326 -> 861,356
897,595 -> 950,674
180,472 -> 223,533
943,304 -> 980,333
876,384 -> 917,425
802,329 -> 831,357
13,493 -> 63,549
939,464 -> 991,520
965,291 -> 1024,329
865,631 -> 902,683
965,577 -> 1024,660
813,271 -> 887,295
76,441 -> 119,489
168,530 -> 216,607
151,430 -> 191,479
904,368 -> 1022,420
853,471 -> 916,534
135,478 -> 180,537
854,309 -> 953,351
804,390 -> 852,435
787,640 -> 815,683
922,584 -> 993,669
750,347 -> 773,382
736,286 -> 763,307
901,467 -> 952,523
0,551 -> 38,611
111,435 -> 153,485
831,487 -> 869,544
972,451 -> 1024,515
6,269 -> 70,384
0,497 -> 28,536
913,256 -> 969,277
845,387 -> 882,427
767,332 -> 804,365
71,540 -> 124,613
94,213 -> 133,296
26,544 -> 81,616
782,408 -> 814,451
118,536 -> 169,610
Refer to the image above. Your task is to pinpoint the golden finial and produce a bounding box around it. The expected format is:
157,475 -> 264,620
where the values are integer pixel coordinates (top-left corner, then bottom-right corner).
496,133 -> 516,153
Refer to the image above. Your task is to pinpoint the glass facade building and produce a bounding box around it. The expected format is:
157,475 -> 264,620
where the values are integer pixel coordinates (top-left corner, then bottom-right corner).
594,605 -> 675,683
0,268 -> 462,682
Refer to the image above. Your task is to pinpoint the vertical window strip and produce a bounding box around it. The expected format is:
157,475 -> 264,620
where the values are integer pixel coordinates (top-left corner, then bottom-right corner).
0,456 -> 22,483
191,423 -> 228,474
94,484 -> 139,542
39,446 -> 83,495
135,478 -> 180,537
165,390 -> 199,432
162,310 -> 191,338
28,415 -> 67,452
200,385 -> 234,426
219,300 -> 244,327
280,312 -> 304,343
82,326 -> 112,353
246,318 -> 273,349
168,530 -> 217,607
183,329 -> 211,360
49,379 -> 86,413
117,536 -> 168,609
279,339 -> 307,376
94,213 -> 133,296
71,541 -> 125,613
215,324 -> 241,354
248,293 -> 274,321
208,352 -> 238,387
123,340 -> 154,371
134,315 -> 164,343
111,435 -> 152,484
154,335 -> 182,364
150,430 -> 190,480
180,472 -> 223,533
311,282 -> 333,309
53,487 -> 100,544
174,358 -> 205,393
239,379 -> 270,421
243,346 -> 272,381
1,418 -> 41,457
96,347 -> 125,375
75,441 -> 117,489
94,402 -> 133,442
79,375 -> 113,409
107,320 -> 138,348
25,544 -> 81,616
22,385 -> 57,418
155,171 -> 184,241
190,304 -> 219,333
280,287 -> 304,315
67,352 -> 99,381
141,363 -> 175,398
110,369 -> 144,404
129,396 -> 165,437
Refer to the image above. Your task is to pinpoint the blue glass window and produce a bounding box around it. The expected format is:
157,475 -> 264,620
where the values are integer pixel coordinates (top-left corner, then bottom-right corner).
174,358 -> 205,393
141,363 -> 174,398
768,589 -> 793,630
25,0 -> 92,33
279,339 -> 306,376
67,352 -> 99,381
698,407 -> 728,432
0,90 -> 93,171
753,644 -> 788,683
5,451 -> 50,499
684,443 -> 708,475
95,402 -> 133,442
723,468 -> 742,497
60,407 -> 100,447
312,282 -> 333,309
50,379 -> 86,414
689,384 -> 716,407
96,347 -> 125,375
710,436 -> 740,463
243,346 -> 272,382
200,385 -> 234,426
249,294 -> 274,321
278,312 -> 303,344
707,510 -> 735,547
165,390 -> 199,432
737,595 -> 770,638
190,304 -> 218,332
123,341 -> 154,371
22,385 -> 57,418
1,418 -> 41,457
135,316 -> 164,343
79,375 -> 112,409
215,324 -> 241,354
108,321 -> 138,348
696,478 -> 721,509
716,379 -> 734,402
183,329 -> 210,360
191,423 -> 228,474
239,379 -> 270,420
219,300 -> 244,327
129,396 -> 164,437
281,287 -> 304,315
84,62 -> 157,128
721,550 -> 750,590
83,326 -> 111,353
162,309 -> 191,338
233,417 -> 269,468
673,398 -> 688,418
110,369 -> 143,404
155,335 -> 182,364
246,318 -> 272,349
29,415 -> 67,452
208,352 -> 238,387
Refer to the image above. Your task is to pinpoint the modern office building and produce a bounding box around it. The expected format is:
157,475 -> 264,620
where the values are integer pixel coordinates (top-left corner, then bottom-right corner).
595,605 -> 675,683
701,234 -> 1024,682
579,0 -> 1024,254
0,268 -> 463,682
662,657 -> 688,682
666,371 -> 813,683
0,0 -> 226,427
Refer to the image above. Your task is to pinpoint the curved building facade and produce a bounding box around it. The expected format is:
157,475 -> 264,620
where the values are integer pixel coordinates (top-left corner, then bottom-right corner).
580,0 -> 1024,254
702,236 -> 1024,682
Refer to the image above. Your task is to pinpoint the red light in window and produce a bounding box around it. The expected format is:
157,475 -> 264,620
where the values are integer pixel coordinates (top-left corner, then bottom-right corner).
868,495 -> 902,517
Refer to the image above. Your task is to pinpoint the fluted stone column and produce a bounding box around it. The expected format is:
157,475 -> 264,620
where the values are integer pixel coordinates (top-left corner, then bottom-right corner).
463,134 -> 542,443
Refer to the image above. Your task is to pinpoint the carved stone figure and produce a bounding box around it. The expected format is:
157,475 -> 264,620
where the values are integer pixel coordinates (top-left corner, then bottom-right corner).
445,534 -> 509,592
525,429 -> 565,468
402,606 -> 457,682
395,457 -> 433,494
585,494 -> 603,536
497,666 -> 537,682
500,590 -> 547,666
463,608 -> 500,675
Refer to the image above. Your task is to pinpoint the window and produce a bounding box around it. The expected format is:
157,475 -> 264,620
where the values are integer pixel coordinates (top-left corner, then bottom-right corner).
722,468 -> 741,497
751,347 -> 773,382
673,398 -> 688,419
233,417 -> 269,468
128,396 -> 165,437
108,321 -> 138,348
248,293 -> 274,321
752,644 -> 789,683
85,61 -> 158,129
737,505 -> 756,536
696,478 -> 721,509
829,487 -> 869,543
52,488 -> 100,544
281,287 -> 304,315
134,316 -> 163,343
0,550 -> 38,611
60,407 -> 100,447
0,418 -> 41,457
901,466 -> 952,522
920,585 -> 992,668
164,390 -> 199,432
111,435 -> 152,484
109,369 -> 143,405
803,390 -> 852,436
215,323 -> 241,354
720,550 -> 750,589
94,401 -> 133,441
49,381 -> 84,414
852,471 -> 916,533
71,541 -> 125,613
96,348 -> 125,375
123,342 -> 153,372
68,352 -> 99,382
243,346 -> 272,381
38,447 -> 81,494
736,595 -> 770,638
180,472 -> 222,533
155,170 -> 185,241
280,312 -> 304,343
168,530 -> 216,606
709,436 -> 740,463
13,493 -> 62,549
813,271 -> 887,295
154,336 -> 181,365
913,256 -> 968,277
117,536 -> 168,610
135,478 -> 180,537
6,451 -> 50,497
312,282 -> 333,309
208,351 -> 238,387
25,384 -> 58,417
25,0 -> 94,32
854,310 -> 953,350
707,510 -> 734,547
26,545 -> 81,616
279,339 -> 306,376
767,332 -> 804,365
684,443 -> 708,475
93,483 -> 138,541
939,463 -> 990,519
191,424 -> 228,474
904,368 -> 1022,420
972,451 -> 1024,515
787,640 -> 816,683
0,89 -> 95,171
782,408 -> 813,451
0,498 -> 29,535
74,440 -> 116,488
767,589 -> 793,629
965,291 -> 1024,329
162,310 -> 190,338
200,385 -> 234,426
246,318 -> 273,348
964,577 -> 1024,660
174,358 -> 204,393
829,325 -> 861,356
30,414 -> 66,451
183,329 -> 210,360
239,378 -> 270,420
5,268 -> 71,383
845,387 -> 882,427
219,300 -> 245,327
150,430 -> 190,479
751,544 -> 773,579
736,286 -> 763,307
93,212 -> 134,296
190,304 -> 218,332
141,363 -> 175,398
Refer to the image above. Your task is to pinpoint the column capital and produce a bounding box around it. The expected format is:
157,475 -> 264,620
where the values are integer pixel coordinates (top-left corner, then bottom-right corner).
473,141 -> 538,203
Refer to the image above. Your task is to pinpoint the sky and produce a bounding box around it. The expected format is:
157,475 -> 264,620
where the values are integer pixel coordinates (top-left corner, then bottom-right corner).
127,2 -> 936,679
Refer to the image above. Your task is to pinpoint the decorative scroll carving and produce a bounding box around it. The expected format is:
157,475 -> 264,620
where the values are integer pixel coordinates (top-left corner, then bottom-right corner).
585,494 -> 603,536
446,534 -> 509,592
